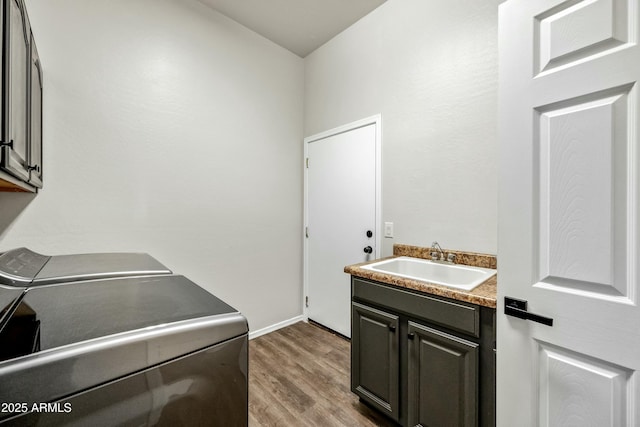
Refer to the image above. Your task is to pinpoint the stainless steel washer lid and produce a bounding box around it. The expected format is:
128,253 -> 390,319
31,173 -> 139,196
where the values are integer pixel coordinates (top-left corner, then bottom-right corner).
32,252 -> 171,285
0,275 -> 248,409
0,248 -> 172,287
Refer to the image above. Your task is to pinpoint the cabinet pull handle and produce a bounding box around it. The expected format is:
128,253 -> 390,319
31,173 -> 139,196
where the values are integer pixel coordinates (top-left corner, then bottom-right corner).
28,164 -> 39,172
408,332 -> 415,340
388,325 -> 396,332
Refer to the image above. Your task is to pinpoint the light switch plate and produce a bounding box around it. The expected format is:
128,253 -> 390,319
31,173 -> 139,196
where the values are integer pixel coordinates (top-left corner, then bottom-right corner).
384,222 -> 394,238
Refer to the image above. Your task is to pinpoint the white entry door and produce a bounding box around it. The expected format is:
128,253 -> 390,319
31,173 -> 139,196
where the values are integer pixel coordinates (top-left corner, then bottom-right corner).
499,0 -> 640,425
305,117 -> 380,338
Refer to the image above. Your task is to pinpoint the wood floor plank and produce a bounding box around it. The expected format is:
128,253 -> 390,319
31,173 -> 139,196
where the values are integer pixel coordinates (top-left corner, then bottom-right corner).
256,336 -> 355,423
273,326 -> 350,381
249,321 -> 396,427
249,360 -> 302,425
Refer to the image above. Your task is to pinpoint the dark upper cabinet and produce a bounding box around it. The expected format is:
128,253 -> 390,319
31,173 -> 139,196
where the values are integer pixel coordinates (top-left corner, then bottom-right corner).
3,0 -> 30,181
0,0 -> 42,192
28,33 -> 42,188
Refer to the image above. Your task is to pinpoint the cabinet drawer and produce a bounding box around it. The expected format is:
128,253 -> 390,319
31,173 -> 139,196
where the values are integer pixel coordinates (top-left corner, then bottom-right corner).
352,278 -> 480,337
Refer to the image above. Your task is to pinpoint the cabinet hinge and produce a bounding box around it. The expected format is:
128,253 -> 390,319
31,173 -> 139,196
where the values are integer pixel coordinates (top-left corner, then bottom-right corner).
305,296 -> 309,308
306,157 -> 309,168
0,140 -> 13,148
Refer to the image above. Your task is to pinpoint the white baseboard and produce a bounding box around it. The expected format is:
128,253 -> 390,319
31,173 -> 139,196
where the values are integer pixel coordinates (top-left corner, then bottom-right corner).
249,315 -> 305,340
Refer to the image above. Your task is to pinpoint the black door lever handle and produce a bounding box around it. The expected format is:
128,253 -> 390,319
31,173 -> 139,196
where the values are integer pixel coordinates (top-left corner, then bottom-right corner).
504,297 -> 553,327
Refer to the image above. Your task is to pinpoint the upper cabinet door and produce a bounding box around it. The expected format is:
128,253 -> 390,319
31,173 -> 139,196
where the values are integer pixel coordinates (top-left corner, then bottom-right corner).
28,35 -> 42,188
1,0 -> 30,182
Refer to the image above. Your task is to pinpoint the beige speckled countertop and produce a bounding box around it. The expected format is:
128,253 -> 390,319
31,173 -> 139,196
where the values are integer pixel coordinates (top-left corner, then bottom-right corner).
344,244 -> 497,309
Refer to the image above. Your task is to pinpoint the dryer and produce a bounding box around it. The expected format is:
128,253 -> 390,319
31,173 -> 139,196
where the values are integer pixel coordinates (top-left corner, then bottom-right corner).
0,274 -> 248,426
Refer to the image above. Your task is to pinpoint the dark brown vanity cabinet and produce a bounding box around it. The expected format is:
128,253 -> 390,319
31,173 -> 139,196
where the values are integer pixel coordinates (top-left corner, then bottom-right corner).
0,0 -> 42,192
351,277 -> 495,427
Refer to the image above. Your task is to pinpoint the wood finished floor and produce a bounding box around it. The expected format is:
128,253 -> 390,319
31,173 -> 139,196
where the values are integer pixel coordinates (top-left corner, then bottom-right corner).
249,321 -> 396,427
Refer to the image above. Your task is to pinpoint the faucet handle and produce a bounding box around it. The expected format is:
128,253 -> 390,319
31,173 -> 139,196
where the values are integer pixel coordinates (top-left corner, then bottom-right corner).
447,253 -> 456,263
431,251 -> 439,260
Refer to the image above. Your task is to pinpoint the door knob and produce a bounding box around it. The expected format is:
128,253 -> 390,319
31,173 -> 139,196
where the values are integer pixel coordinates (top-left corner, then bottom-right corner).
363,246 -> 373,254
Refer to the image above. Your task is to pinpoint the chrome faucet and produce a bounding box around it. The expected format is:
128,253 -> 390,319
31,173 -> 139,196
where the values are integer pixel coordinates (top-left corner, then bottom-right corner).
431,241 -> 445,261
431,241 -> 456,263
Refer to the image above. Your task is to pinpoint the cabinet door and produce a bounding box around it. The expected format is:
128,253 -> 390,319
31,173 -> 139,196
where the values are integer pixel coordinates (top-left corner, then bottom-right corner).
351,302 -> 399,421
407,321 -> 478,427
1,0 -> 30,181
28,34 -> 41,188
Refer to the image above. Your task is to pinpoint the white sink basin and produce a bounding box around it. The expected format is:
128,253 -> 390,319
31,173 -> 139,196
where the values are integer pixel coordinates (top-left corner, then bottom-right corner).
361,256 -> 496,291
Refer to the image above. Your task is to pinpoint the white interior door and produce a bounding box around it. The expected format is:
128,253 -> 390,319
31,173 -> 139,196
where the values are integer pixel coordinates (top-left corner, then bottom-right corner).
499,0 -> 640,425
305,119 -> 379,338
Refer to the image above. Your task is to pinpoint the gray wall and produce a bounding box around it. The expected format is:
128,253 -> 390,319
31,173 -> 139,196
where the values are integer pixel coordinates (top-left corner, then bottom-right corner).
0,0 -> 503,334
304,0 -> 501,255
0,0 -> 305,333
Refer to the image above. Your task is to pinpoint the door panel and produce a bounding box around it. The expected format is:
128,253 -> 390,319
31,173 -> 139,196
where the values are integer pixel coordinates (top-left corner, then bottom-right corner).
536,0 -> 629,73
537,342 -> 631,426
307,123 -> 377,337
499,0 -> 640,425
537,86 -> 632,297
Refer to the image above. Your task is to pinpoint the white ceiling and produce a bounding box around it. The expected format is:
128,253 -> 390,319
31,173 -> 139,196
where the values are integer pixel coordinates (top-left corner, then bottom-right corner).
197,0 -> 387,58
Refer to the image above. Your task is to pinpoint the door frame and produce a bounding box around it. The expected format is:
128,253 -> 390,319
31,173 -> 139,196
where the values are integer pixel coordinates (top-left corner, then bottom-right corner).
303,114 -> 382,320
